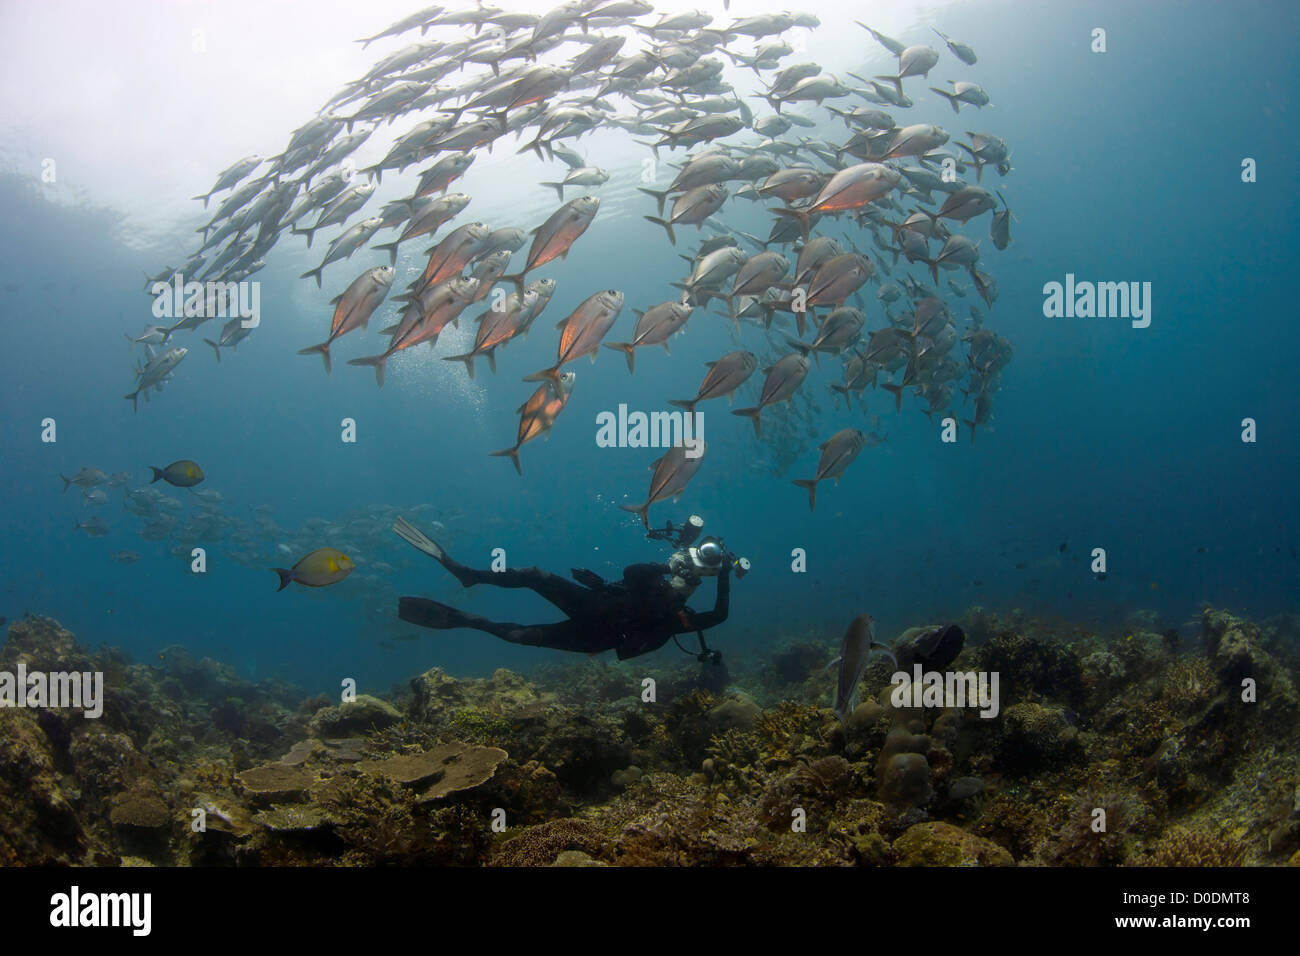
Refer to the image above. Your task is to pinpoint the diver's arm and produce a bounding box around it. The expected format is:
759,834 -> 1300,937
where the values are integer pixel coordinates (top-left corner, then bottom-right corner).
684,560 -> 731,631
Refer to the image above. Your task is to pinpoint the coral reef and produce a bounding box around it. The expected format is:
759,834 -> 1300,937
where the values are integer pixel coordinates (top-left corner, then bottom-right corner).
0,605 -> 1295,866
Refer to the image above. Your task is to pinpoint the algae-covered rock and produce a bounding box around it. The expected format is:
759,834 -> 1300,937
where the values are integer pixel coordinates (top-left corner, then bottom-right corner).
996,701 -> 1080,772
237,764 -> 312,800
362,741 -> 507,801
894,821 -> 1014,866
552,850 -> 608,867
491,818 -> 607,867
409,667 -> 467,721
877,752 -> 932,809
109,792 -> 171,829
846,699 -> 884,733
707,694 -> 760,732
309,695 -> 402,736
253,805 -> 329,832
321,738 -> 366,762
280,738 -> 323,766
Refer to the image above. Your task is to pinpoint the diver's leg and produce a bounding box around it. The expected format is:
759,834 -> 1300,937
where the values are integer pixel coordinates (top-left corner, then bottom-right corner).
441,562 -> 595,617
398,598 -> 597,652
393,517 -> 593,616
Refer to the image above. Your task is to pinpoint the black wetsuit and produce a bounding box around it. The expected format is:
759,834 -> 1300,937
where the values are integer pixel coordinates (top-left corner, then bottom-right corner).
398,556 -> 731,660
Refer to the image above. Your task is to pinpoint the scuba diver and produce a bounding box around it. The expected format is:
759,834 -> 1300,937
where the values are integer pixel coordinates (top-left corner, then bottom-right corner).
392,514 -> 748,663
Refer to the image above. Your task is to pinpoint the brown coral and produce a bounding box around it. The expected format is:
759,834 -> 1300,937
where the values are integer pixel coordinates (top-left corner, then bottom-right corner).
491,818 -> 607,867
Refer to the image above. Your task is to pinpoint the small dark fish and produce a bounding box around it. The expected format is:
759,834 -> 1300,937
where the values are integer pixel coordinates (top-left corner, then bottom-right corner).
1058,542 -> 1068,552
150,460 -> 204,487
896,624 -> 965,672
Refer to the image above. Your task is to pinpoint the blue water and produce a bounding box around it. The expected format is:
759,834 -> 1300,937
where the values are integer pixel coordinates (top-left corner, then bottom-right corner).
1,0 -> 1296,695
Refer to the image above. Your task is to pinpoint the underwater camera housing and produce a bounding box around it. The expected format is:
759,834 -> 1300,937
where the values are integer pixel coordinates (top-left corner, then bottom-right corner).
651,516 -> 750,581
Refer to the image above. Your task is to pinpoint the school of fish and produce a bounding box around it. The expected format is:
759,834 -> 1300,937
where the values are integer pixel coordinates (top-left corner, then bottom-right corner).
131,2 -> 1016,514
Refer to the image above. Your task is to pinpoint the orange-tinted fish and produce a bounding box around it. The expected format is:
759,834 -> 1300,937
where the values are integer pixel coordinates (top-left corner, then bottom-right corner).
490,372 -> 576,474
502,195 -> 599,293
524,288 -> 624,389
298,266 -> 394,373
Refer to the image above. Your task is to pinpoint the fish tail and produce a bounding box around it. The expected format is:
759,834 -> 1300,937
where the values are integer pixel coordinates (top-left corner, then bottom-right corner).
299,265 -> 324,288
297,342 -> 331,374
604,342 -> 635,374
619,502 -> 650,529
60,474 -> 71,492
486,349 -> 497,374
731,406 -> 763,438
773,206 -> 811,243
149,467 -> 163,484
272,568 -> 293,592
204,338 -> 222,363
522,366 -> 561,387
346,355 -> 387,387
874,73 -> 905,98
489,446 -> 522,475
442,351 -> 477,379
636,187 -> 669,217
882,383 -> 904,412
792,478 -> 818,512
667,398 -> 697,414
643,215 -> 676,245
540,181 -> 565,201
964,419 -> 977,443
373,241 -> 400,266
501,273 -> 525,296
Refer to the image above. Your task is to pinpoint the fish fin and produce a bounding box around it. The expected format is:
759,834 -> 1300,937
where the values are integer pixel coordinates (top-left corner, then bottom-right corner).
442,352 -> 476,378
346,355 -> 387,387
882,383 -> 904,412
619,502 -> 650,529
297,342 -> 332,373
603,342 -> 636,374
731,406 -> 763,438
272,568 -> 293,592
488,446 -> 522,475
637,187 -> 670,217
148,467 -> 163,484
522,366 -> 561,388
667,398 -> 696,413
643,216 -> 675,245
792,478 -> 817,512
299,265 -> 324,288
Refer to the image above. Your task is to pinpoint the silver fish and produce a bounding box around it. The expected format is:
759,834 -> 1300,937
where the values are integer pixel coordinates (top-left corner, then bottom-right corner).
831,614 -> 895,723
